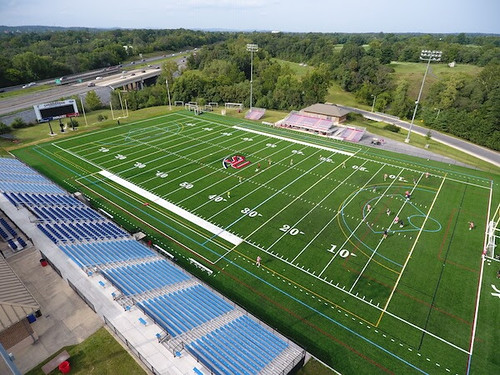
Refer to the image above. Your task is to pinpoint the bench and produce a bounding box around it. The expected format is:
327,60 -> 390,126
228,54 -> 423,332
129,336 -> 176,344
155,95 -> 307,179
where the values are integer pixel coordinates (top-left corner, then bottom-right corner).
41,350 -> 70,374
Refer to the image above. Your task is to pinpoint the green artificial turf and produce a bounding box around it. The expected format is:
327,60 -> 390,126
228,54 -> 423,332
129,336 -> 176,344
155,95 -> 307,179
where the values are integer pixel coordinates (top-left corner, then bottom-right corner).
13,110 -> 499,375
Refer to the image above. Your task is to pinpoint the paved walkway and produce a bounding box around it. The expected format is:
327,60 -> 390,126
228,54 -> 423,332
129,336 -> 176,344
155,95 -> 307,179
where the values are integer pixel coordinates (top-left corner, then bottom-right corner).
6,248 -> 103,374
1,195 -> 202,375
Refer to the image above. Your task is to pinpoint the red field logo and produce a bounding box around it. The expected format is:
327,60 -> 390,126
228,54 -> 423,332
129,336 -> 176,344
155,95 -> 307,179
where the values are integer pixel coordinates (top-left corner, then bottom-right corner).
223,155 -> 251,169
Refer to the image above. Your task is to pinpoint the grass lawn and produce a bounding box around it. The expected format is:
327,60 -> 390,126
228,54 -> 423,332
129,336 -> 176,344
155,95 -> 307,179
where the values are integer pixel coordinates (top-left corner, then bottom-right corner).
325,82 -> 368,110
294,358 -> 339,375
347,115 -> 498,173
25,327 -> 146,375
273,58 -> 313,78
0,84 -> 52,100
388,61 -> 482,101
13,110 -> 499,375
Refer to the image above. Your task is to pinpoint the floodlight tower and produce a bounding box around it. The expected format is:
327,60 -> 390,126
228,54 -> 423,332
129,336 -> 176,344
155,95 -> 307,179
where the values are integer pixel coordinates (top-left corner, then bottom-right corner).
246,43 -> 258,110
166,79 -> 172,111
405,50 -> 442,143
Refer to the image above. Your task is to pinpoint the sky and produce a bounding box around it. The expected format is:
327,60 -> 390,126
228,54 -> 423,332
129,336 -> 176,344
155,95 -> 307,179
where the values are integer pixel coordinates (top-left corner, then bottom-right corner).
0,0 -> 499,34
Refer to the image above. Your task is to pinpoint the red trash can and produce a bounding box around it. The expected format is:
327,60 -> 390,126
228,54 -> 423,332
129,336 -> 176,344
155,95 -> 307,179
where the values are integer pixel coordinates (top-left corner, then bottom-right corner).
40,259 -> 48,267
58,360 -> 70,374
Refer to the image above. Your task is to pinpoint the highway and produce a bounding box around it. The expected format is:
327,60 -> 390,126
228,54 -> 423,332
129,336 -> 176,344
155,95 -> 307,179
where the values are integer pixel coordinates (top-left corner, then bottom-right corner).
0,51 -> 190,116
338,105 -> 500,168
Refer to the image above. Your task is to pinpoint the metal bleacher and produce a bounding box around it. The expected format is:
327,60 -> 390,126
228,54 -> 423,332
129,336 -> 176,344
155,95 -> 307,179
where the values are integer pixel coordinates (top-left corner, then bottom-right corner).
137,284 -> 234,338
101,260 -> 191,296
0,157 -> 305,375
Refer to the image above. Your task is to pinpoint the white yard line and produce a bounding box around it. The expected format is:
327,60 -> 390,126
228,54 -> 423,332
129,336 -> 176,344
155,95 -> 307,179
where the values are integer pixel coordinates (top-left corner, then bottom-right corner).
95,124 -> 227,172
349,172 -> 425,292
232,126 -> 354,156
93,123 -> 210,165
213,149 -> 327,263
189,141 -> 294,211
318,168 -> 405,278
376,174 -> 447,326
194,141 -> 296,214
55,112 -> 178,145
244,237 -> 470,355
291,163 -> 385,263
266,159 -> 369,253
98,170 -> 243,246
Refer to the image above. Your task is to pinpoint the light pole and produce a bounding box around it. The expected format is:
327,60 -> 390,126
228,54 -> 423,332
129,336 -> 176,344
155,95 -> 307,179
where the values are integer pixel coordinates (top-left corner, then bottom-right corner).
371,94 -> 377,113
166,79 -> 172,111
79,95 -> 88,127
405,50 -> 442,143
246,43 -> 258,110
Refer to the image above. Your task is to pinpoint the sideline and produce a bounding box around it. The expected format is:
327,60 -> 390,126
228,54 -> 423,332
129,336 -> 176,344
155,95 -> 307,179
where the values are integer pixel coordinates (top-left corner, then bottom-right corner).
232,125 -> 354,156
98,170 -> 243,246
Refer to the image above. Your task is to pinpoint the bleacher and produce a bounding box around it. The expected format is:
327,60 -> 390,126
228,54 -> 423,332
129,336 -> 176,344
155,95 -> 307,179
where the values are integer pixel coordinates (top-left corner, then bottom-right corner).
137,284 -> 234,337
59,240 -> 155,267
281,112 -> 334,134
340,127 -> 365,143
102,260 -> 190,296
245,108 -> 266,121
38,221 -> 129,243
4,192 -> 84,207
0,156 -> 305,375
186,315 -> 289,375
0,217 -> 17,238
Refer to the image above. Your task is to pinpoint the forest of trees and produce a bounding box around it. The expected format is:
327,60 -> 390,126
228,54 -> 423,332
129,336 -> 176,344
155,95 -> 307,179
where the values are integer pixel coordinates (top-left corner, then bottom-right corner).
0,29 -> 231,87
1,28 -> 499,150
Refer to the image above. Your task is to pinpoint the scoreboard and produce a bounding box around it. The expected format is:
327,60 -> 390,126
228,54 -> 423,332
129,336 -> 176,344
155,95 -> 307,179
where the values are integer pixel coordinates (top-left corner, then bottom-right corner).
34,99 -> 79,122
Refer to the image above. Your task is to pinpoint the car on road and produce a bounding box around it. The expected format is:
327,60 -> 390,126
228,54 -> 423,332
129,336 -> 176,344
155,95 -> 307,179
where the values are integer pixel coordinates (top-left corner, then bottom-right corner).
87,82 -> 95,87
22,82 -> 36,89
95,76 -> 103,80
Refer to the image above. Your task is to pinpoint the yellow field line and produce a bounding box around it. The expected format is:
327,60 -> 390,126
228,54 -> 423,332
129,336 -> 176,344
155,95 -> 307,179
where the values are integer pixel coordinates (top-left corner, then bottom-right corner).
336,184 -> 400,275
230,247 -> 377,325
375,174 -> 447,327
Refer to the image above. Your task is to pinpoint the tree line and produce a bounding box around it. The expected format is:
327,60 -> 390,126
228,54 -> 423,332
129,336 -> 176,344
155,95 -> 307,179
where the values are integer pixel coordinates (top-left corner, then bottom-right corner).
1,29 -> 498,150
0,29 -> 231,87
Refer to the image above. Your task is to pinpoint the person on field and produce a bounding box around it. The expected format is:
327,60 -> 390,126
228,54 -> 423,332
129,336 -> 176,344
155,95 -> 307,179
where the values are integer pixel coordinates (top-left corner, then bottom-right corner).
256,255 -> 261,267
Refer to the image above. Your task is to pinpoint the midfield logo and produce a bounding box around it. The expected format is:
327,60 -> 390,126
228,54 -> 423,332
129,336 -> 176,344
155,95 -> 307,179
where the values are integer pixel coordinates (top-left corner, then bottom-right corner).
223,155 -> 251,169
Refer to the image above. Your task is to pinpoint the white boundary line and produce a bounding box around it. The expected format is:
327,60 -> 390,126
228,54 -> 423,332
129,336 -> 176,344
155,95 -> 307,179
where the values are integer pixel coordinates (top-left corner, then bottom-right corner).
466,179 -> 494,373
318,168 -> 405,278
349,172 -> 424,292
98,170 -> 243,246
232,126 -> 354,156
376,174 -> 447,326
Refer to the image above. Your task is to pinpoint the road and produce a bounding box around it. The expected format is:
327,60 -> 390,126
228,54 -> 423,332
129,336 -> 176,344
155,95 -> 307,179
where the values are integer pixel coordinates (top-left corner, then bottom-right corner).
338,105 -> 500,169
0,52 -> 189,118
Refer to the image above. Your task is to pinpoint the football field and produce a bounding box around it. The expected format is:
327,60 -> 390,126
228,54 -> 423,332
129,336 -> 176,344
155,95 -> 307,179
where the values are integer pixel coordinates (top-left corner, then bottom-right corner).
14,111 -> 499,375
